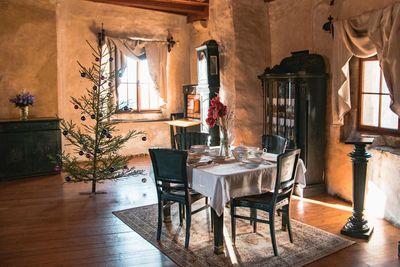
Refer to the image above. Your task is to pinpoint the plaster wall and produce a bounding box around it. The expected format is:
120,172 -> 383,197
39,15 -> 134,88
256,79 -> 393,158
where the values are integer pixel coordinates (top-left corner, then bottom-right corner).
367,148 -> 400,227
267,0 -> 400,203
0,0 -> 57,119
56,0 -> 191,155
189,0 -> 270,146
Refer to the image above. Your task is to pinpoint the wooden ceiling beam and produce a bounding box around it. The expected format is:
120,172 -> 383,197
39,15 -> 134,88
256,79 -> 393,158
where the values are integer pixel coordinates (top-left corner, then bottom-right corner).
89,0 -> 208,17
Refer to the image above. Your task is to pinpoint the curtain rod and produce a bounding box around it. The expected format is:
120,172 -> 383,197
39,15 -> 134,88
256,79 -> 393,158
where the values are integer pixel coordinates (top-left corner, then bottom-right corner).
128,36 -> 178,52
97,24 -> 177,52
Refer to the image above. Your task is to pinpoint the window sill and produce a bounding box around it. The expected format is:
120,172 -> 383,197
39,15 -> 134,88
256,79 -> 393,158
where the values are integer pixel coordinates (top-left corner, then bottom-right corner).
115,110 -> 162,114
111,110 -> 167,123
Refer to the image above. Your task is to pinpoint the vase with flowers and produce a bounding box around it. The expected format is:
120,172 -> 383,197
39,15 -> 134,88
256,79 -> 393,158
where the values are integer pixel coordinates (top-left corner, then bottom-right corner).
206,95 -> 233,157
9,91 -> 35,120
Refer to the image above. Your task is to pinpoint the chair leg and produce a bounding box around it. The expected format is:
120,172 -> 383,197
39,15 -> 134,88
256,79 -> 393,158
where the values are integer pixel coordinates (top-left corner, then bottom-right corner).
179,203 -> 183,226
210,208 -> 214,232
285,206 -> 293,243
231,203 -> 236,245
250,208 -> 254,225
157,201 -> 163,241
184,204 -> 191,249
253,209 -> 258,233
281,211 -> 287,231
269,212 -> 278,256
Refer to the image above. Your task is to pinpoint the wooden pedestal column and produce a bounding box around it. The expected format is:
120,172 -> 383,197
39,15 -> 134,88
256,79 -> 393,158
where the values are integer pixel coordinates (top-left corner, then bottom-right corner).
341,137 -> 374,240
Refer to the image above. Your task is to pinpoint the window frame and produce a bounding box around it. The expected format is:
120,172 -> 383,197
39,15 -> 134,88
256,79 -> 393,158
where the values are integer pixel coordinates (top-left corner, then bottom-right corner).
357,56 -> 400,135
116,58 -> 161,114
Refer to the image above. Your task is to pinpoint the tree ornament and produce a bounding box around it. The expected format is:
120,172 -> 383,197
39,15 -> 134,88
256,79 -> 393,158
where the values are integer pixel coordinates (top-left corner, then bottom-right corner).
96,148 -> 102,154
90,114 -> 96,119
80,72 -> 86,77
95,57 -> 99,62
81,116 -> 86,121
106,133 -> 112,139
62,130 -> 68,136
74,105 -> 79,109
124,165 -> 129,170
93,85 -> 97,90
109,167 -> 115,172
65,176 -> 72,182
108,82 -> 112,86
86,153 -> 91,159
79,151 -> 84,156
109,57 -> 113,62
142,177 -> 147,183
101,75 -> 105,80
101,129 -> 108,135
142,136 -> 147,142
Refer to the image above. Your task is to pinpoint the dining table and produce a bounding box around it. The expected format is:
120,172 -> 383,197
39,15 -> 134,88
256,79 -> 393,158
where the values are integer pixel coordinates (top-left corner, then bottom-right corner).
188,153 -> 307,255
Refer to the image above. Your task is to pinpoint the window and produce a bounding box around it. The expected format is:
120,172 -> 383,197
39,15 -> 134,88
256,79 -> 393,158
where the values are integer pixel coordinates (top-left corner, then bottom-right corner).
358,57 -> 400,134
117,57 -> 161,112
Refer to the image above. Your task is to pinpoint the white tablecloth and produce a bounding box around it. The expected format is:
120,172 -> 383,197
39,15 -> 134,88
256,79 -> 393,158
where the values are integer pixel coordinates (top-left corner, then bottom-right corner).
191,160 -> 306,216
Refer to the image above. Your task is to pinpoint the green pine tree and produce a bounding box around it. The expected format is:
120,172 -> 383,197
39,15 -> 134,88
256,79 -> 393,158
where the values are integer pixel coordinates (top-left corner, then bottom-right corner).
58,39 -> 146,195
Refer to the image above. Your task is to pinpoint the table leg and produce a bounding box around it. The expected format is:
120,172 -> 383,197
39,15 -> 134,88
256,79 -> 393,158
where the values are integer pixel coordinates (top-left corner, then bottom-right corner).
212,209 -> 224,254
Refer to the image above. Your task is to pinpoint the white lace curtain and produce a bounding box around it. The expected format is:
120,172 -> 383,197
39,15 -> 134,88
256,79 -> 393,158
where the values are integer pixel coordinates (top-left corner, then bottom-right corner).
332,2 -> 400,124
106,37 -> 168,105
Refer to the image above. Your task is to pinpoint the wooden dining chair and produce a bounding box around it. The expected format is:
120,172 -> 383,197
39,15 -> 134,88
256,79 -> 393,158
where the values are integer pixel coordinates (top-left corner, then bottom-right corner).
149,148 -> 209,249
261,134 -> 288,154
175,132 -> 210,151
230,149 -> 301,256
170,113 -> 185,149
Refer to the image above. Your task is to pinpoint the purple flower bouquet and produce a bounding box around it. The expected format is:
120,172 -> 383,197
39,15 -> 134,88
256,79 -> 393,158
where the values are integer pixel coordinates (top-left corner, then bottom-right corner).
9,92 -> 35,107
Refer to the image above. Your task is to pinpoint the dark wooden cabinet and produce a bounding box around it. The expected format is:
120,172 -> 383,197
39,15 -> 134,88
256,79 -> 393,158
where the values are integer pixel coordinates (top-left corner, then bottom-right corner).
0,118 -> 61,180
258,51 -> 327,196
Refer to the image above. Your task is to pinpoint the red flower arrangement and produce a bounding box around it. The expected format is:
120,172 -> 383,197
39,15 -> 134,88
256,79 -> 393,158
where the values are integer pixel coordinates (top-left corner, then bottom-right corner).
206,96 -> 227,128
206,96 -> 233,156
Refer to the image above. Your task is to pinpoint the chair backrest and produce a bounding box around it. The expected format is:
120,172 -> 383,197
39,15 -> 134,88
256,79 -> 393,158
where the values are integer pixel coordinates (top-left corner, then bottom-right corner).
170,113 -> 185,149
272,149 -> 301,203
149,148 -> 188,187
175,132 -> 210,151
262,134 -> 288,154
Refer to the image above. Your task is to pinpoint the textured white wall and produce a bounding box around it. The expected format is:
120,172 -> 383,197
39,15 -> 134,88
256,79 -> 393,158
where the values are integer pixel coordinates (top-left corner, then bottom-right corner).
56,0 -> 191,155
0,0 -> 57,120
190,0 -> 270,146
367,148 -> 400,226
267,0 -> 400,201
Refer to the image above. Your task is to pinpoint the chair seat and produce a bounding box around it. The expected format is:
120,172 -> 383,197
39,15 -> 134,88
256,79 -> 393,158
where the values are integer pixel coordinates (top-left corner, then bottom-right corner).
233,192 -> 288,210
162,187 -> 204,203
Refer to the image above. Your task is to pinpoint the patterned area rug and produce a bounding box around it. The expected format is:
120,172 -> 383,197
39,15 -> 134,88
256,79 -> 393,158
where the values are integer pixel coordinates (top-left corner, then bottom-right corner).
113,203 -> 354,267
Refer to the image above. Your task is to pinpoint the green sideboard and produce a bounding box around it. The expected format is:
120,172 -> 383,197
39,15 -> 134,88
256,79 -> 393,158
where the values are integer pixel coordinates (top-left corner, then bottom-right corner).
0,118 -> 61,180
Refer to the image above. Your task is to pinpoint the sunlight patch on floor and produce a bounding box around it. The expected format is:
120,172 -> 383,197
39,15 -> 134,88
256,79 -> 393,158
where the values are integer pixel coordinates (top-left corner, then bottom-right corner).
293,196 -> 353,212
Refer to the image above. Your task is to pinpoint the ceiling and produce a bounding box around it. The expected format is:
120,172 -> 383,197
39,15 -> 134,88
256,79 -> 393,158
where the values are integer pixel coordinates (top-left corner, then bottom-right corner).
88,0 -> 209,22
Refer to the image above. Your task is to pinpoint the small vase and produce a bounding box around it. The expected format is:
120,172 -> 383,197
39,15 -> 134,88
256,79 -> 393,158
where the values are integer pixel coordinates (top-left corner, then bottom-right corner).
219,127 -> 231,157
20,106 -> 29,121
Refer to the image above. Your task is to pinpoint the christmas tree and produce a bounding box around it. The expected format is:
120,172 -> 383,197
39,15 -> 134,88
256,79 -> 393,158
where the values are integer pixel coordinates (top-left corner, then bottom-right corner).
58,28 -> 146,195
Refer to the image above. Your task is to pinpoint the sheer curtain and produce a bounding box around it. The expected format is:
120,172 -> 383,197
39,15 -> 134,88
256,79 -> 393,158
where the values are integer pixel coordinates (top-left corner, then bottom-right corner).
106,37 -> 168,106
332,3 -> 400,124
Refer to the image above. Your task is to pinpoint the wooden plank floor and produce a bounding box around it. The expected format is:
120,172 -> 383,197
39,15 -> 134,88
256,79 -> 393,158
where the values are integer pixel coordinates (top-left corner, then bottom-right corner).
0,156 -> 399,266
